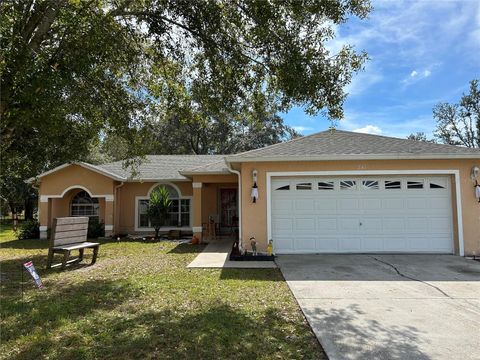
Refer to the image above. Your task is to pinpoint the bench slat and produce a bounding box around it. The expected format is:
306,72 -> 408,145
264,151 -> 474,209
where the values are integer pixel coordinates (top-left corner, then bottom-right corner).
53,229 -> 88,240
54,236 -> 90,247
54,217 -> 89,225
54,223 -> 90,233
53,242 -> 100,251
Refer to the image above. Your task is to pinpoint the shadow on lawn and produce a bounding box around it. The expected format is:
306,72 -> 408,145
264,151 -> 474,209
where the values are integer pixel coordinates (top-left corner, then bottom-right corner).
167,242 -> 206,254
219,268 -> 284,282
0,238 -> 49,250
9,303 -> 326,360
2,277 -> 141,358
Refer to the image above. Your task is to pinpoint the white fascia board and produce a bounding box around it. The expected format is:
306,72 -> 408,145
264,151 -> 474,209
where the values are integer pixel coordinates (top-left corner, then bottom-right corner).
226,153 -> 480,163
124,178 -> 191,182
178,171 -> 230,176
33,162 -> 126,181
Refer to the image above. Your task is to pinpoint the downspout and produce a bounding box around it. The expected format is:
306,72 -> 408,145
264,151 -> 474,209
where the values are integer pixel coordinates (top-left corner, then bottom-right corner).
114,182 -> 125,235
226,161 -> 243,253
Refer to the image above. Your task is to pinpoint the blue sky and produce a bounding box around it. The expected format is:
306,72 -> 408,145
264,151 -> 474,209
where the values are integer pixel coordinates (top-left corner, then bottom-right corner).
283,0 -> 480,138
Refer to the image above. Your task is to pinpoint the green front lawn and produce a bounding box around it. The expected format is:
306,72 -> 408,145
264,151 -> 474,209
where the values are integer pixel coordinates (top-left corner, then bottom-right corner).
0,231 -> 325,359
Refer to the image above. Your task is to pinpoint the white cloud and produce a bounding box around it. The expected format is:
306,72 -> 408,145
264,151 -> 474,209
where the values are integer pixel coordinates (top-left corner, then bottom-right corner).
353,125 -> 383,135
292,126 -> 314,133
402,68 -> 433,86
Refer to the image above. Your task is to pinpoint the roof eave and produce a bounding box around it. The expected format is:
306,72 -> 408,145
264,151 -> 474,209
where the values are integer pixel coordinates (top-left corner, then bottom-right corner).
123,177 -> 191,182
225,153 -> 480,162
32,162 -> 126,182
178,170 -> 230,176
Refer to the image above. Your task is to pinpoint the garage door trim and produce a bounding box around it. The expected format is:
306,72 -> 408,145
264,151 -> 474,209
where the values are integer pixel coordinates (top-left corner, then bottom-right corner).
266,170 -> 464,256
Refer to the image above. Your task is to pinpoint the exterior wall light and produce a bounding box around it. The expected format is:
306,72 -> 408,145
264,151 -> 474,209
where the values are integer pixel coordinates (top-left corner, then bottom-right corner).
472,166 -> 480,203
251,169 -> 259,203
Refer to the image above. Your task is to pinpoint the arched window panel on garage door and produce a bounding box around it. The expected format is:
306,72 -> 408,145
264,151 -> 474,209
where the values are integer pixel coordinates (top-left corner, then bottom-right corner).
340,180 -> 357,190
407,179 -> 425,189
385,180 -> 402,189
274,181 -> 290,191
361,180 -> 379,190
318,181 -> 335,190
296,182 -> 312,190
429,178 -> 447,189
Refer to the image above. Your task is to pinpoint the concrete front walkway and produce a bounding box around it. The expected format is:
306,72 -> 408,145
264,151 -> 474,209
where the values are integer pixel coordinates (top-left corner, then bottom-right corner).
187,239 -> 277,268
277,255 -> 480,360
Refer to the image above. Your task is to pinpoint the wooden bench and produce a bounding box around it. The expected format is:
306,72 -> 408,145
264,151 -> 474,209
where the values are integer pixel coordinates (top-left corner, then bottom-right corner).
46,217 -> 100,270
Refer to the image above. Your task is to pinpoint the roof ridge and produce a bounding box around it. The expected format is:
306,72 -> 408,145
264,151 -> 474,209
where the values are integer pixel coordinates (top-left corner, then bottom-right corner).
336,130 -> 480,150
231,130 -> 332,157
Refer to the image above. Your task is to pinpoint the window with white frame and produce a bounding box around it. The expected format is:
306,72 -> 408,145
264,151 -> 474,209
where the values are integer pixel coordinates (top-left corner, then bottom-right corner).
70,191 -> 99,217
137,185 -> 190,228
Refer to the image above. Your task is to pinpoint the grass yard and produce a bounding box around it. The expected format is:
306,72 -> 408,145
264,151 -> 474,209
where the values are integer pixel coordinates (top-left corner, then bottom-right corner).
0,229 -> 325,360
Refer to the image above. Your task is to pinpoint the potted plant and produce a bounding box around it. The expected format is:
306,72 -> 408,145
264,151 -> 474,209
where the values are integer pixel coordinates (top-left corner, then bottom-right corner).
146,186 -> 172,240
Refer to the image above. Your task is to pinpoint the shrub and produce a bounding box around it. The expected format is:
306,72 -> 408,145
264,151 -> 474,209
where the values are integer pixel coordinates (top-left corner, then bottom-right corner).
16,219 -> 40,240
88,217 -> 105,238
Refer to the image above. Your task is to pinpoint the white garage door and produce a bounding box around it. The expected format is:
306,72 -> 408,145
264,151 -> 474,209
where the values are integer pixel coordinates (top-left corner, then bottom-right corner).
271,176 -> 454,254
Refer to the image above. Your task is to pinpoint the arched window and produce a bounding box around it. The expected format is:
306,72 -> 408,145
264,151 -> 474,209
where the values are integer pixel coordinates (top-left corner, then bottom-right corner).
138,184 -> 191,228
70,191 -> 99,217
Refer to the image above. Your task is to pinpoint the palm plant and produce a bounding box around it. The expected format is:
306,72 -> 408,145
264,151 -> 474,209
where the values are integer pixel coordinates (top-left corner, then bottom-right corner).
146,186 -> 172,239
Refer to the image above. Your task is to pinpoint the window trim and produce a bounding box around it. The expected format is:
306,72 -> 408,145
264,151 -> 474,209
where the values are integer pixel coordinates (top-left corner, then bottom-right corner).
135,182 -> 193,232
70,190 -> 100,218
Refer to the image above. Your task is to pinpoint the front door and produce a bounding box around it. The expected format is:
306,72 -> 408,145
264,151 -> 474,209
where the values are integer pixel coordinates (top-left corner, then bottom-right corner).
220,189 -> 238,233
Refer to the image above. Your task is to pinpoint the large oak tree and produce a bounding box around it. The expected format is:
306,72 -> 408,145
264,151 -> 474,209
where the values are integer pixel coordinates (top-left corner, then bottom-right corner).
1,0 -> 371,216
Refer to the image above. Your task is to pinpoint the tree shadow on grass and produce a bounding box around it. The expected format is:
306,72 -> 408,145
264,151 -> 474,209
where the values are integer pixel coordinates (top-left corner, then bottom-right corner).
219,268 -> 284,282
2,276 -> 141,358
0,238 -> 49,250
9,303 -> 326,360
167,242 -> 206,254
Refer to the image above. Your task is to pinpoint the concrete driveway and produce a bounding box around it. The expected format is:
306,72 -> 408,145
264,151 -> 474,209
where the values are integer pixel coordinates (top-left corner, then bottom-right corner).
276,255 -> 480,360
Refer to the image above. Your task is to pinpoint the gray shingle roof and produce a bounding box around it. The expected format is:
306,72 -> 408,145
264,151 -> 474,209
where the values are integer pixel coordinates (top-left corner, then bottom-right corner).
179,159 -> 230,175
226,130 -> 480,161
99,155 -> 227,180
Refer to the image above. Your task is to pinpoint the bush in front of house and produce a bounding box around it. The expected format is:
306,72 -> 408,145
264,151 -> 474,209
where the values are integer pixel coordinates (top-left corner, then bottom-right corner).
88,217 -> 105,238
16,219 -> 40,239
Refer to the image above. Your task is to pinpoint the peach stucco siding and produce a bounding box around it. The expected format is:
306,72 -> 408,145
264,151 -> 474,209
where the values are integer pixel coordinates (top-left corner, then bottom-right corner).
37,159 -> 479,256
115,181 -> 192,234
39,164 -> 116,196
239,159 -> 480,255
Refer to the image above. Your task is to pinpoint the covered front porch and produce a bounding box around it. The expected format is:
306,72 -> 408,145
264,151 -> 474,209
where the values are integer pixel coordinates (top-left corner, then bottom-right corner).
190,174 -> 239,244
39,186 -> 115,239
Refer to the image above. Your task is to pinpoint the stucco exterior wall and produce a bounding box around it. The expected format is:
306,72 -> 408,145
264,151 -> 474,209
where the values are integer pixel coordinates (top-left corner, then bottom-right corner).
39,164 -> 116,196
38,165 -> 116,237
239,159 -> 480,255
116,181 -> 193,234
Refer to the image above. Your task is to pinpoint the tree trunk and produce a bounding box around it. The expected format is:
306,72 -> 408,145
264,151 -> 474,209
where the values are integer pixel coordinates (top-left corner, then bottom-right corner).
24,197 -> 35,220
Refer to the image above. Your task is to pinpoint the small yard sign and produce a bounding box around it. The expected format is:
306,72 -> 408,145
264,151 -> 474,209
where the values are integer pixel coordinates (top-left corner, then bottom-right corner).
23,261 -> 44,289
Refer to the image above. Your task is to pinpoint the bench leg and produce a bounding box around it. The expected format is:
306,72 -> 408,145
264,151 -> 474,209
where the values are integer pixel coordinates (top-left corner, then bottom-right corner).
78,248 -> 84,262
61,251 -> 70,270
47,248 -> 54,269
91,246 -> 99,265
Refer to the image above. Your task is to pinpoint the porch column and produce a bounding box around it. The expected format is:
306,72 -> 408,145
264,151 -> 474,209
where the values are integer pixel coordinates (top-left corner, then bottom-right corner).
192,182 -> 203,242
39,196 -> 49,239
104,195 -> 114,237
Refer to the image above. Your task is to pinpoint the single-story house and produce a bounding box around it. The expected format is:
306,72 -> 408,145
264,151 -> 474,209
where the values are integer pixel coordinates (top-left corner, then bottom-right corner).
33,130 -> 480,256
